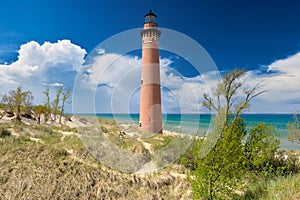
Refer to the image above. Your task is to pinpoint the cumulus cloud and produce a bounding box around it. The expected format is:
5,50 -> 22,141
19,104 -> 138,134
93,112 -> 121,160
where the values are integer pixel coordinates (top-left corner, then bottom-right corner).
73,52 -> 220,114
0,40 -> 86,106
74,50 -> 300,114
1,39 -> 299,114
246,52 -> 300,113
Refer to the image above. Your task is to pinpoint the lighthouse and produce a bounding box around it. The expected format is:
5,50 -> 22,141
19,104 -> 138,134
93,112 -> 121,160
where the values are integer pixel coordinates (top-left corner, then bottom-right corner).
139,10 -> 163,133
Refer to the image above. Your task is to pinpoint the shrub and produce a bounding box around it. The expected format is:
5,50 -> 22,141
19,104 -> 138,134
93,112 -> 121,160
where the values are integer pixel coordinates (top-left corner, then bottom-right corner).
286,113 -> 300,143
0,127 -> 11,138
269,149 -> 300,175
244,123 -> 280,173
101,126 -> 108,133
189,118 -> 246,200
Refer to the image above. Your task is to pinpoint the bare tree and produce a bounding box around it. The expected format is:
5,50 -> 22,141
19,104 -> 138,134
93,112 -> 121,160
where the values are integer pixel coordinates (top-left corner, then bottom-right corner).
203,69 -> 267,129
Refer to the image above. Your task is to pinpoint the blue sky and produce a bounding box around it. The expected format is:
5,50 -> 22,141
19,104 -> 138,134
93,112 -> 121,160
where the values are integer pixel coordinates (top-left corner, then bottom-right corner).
0,0 -> 300,113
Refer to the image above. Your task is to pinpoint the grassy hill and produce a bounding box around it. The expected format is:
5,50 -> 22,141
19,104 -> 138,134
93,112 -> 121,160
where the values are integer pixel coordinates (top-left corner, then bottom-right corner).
1,119 -> 300,199
0,121 -> 190,199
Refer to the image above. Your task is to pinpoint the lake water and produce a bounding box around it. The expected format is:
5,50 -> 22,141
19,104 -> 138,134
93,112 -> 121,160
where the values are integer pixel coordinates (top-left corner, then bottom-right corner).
87,113 -> 300,150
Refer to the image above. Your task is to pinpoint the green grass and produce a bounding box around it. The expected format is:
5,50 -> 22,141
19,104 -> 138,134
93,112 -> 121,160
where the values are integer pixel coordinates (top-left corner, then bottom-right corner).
38,132 -> 62,144
261,173 -> 300,200
107,131 -> 143,150
143,135 -> 173,151
238,170 -> 300,200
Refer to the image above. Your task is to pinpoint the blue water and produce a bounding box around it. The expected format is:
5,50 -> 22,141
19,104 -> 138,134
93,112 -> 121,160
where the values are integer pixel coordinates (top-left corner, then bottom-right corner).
87,113 -> 300,150
94,113 -> 296,133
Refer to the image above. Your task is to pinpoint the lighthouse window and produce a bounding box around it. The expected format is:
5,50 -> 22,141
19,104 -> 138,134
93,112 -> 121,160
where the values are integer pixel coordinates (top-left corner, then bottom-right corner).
141,79 -> 143,85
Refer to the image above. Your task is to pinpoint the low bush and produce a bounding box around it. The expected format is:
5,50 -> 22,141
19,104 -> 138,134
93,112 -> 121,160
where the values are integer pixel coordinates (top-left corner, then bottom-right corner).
0,127 -> 11,138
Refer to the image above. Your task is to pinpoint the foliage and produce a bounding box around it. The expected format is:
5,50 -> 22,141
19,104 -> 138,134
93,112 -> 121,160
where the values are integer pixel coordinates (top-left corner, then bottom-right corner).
190,118 -> 246,200
59,88 -> 71,124
0,127 -> 11,138
180,139 -> 203,170
244,123 -> 280,173
268,149 -> 300,176
203,69 -> 266,129
2,94 -> 14,114
187,69 -> 271,199
286,112 -> 300,143
41,86 -> 72,124
52,86 -> 63,121
2,87 -> 33,121
43,86 -> 51,122
33,105 -> 48,124
23,91 -> 34,118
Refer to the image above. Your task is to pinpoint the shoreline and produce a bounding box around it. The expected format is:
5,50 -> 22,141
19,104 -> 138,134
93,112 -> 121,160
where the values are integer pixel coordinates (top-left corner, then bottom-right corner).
1,113 -> 300,151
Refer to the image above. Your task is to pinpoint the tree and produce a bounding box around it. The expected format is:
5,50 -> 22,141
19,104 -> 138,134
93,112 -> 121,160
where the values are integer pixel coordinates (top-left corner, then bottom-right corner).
23,91 -> 34,118
286,112 -> 300,143
244,123 -> 279,171
190,118 -> 247,199
190,69 -> 267,199
203,69 -> 267,129
0,95 -> 4,119
43,86 -> 51,122
2,94 -> 14,116
52,86 -> 62,122
8,87 -> 29,121
33,105 -> 48,124
59,88 -> 71,124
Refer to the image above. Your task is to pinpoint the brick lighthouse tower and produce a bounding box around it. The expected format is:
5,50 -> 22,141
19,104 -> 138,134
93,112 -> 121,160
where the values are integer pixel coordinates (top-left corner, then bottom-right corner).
139,10 -> 163,133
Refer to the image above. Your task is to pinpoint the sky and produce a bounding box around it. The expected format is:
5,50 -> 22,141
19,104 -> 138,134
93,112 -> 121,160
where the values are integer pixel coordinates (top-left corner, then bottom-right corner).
0,0 -> 300,113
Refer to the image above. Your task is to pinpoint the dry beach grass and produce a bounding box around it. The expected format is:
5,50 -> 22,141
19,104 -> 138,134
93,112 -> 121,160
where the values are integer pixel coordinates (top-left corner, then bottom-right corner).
0,117 -> 191,199
1,115 -> 300,199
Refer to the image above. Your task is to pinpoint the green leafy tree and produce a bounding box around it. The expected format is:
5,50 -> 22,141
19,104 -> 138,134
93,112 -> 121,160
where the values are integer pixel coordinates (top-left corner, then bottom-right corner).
8,87 -> 29,121
191,118 -> 247,199
52,86 -> 62,122
59,88 -> 71,124
189,69 -> 267,199
33,105 -> 48,124
244,123 -> 280,171
2,94 -> 14,116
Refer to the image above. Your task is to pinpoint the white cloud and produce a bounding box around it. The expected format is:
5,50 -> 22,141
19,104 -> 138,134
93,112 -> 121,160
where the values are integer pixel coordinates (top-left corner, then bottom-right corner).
75,51 -> 300,114
49,82 -> 64,87
73,53 -> 220,114
1,39 -> 299,114
0,40 -> 86,107
246,52 -> 300,113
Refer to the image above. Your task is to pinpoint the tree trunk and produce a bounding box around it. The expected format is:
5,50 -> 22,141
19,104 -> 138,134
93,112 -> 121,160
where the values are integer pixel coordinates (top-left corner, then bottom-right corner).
59,104 -> 64,124
16,105 -> 21,121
